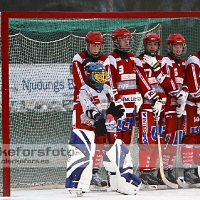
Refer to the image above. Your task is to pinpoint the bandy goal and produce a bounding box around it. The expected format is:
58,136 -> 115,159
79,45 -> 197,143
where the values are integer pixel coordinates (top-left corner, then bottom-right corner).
1,11 -> 200,197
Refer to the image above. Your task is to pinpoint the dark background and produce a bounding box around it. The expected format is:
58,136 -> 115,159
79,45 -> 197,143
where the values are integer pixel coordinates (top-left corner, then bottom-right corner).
0,0 -> 200,11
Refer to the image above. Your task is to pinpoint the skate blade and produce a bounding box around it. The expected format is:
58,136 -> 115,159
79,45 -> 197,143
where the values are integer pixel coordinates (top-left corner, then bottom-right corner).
177,177 -> 189,188
89,185 -> 108,191
141,184 -> 168,190
177,177 -> 200,188
67,188 -> 83,197
140,184 -> 158,190
189,183 -> 200,188
157,185 -> 169,190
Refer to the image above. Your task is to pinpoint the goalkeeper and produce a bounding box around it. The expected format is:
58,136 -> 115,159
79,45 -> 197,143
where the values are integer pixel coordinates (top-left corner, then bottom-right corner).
71,31 -> 109,188
66,62 -> 142,195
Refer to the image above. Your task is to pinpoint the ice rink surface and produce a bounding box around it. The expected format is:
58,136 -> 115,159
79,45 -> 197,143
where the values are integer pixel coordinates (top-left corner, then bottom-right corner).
0,188 -> 200,200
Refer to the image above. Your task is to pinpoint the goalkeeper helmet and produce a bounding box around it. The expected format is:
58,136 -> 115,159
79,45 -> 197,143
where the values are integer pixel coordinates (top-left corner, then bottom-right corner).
111,28 -> 133,52
85,62 -> 108,91
166,33 -> 186,59
143,33 -> 161,56
85,31 -> 104,58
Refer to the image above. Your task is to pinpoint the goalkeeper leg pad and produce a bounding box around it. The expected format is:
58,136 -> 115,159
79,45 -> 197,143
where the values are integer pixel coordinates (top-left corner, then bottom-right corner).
103,139 -> 142,195
66,129 -> 95,192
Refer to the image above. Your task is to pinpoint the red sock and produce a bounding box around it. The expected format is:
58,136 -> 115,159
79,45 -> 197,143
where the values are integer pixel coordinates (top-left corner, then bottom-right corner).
193,147 -> 200,165
139,149 -> 151,171
162,154 -> 170,168
181,146 -> 193,167
93,150 -> 103,170
168,154 -> 175,168
149,152 -> 158,170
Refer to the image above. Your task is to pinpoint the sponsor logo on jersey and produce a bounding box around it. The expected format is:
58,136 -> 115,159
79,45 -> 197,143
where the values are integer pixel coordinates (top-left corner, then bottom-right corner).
121,94 -> 136,102
142,112 -> 148,144
121,74 -> 136,81
164,133 -> 171,149
175,77 -> 183,84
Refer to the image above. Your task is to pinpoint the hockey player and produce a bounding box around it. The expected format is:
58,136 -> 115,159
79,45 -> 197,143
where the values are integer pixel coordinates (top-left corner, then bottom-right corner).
136,33 -> 180,187
105,29 -> 166,188
158,33 -> 188,184
106,28 -> 162,147
71,31 -> 109,188
66,62 -> 142,195
181,47 -> 200,185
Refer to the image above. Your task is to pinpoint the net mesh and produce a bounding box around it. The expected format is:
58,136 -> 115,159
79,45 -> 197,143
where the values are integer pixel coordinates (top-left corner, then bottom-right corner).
1,16 -> 200,190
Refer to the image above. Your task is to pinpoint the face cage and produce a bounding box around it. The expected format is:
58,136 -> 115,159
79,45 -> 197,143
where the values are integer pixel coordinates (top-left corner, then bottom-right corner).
167,43 -> 187,59
92,71 -> 108,84
88,77 -> 104,91
86,43 -> 103,58
113,37 -> 133,52
144,43 -> 160,57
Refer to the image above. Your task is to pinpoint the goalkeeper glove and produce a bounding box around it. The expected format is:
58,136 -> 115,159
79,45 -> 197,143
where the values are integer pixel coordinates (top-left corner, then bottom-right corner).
106,102 -> 125,118
115,100 -> 126,119
93,114 -> 107,136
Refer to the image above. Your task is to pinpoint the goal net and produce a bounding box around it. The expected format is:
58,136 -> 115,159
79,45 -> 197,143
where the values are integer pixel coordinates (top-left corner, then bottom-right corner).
1,12 -> 200,196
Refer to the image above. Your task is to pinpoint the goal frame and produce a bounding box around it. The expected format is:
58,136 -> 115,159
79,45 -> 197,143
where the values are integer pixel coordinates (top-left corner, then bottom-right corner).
2,11 -> 200,196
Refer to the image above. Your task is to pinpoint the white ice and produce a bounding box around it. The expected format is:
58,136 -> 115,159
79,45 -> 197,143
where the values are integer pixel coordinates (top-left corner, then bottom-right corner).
0,188 -> 200,200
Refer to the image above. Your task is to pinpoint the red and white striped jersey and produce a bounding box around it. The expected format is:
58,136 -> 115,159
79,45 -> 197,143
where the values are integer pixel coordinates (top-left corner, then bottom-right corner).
107,50 -> 158,113
72,51 -> 108,102
136,54 -> 168,110
185,52 -> 200,105
161,54 -> 187,113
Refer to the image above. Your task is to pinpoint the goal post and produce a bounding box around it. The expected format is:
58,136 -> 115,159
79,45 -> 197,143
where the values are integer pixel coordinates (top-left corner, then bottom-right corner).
2,11 -> 200,197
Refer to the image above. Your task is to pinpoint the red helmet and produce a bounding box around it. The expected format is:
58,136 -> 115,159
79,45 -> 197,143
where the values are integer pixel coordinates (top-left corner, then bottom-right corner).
111,28 -> 132,52
143,33 -> 161,56
143,33 -> 162,44
85,31 -> 104,44
166,33 -> 186,59
111,28 -> 131,41
166,33 -> 185,45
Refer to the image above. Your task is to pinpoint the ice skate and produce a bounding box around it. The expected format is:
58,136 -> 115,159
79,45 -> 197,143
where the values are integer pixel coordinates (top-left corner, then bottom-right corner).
140,170 -> 166,190
157,168 -> 177,184
183,168 -> 200,187
90,173 -> 108,191
178,168 -> 200,188
194,167 -> 200,178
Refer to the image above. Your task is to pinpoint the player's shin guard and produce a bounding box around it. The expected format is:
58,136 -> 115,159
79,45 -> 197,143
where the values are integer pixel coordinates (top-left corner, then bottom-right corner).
103,139 -> 142,195
66,129 -> 95,192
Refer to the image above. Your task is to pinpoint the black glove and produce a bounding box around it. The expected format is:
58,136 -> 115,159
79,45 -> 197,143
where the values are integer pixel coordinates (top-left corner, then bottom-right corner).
93,115 -> 107,136
106,102 -> 125,118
